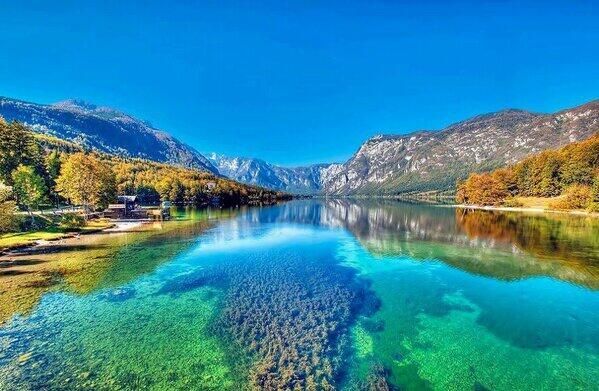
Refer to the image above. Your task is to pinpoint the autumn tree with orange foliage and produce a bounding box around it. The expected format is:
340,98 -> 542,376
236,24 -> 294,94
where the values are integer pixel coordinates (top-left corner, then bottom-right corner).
457,133 -> 599,209
456,172 -> 510,206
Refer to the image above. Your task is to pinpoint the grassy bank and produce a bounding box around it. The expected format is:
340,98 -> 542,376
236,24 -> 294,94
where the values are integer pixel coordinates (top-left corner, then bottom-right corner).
0,219 -> 114,251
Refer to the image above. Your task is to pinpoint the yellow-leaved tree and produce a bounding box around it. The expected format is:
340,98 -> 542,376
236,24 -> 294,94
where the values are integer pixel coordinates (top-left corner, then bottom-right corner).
56,153 -> 116,214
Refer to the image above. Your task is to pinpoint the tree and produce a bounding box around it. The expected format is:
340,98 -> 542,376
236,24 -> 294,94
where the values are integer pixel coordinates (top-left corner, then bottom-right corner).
492,168 -> 518,196
45,150 -> 62,207
169,179 -> 185,204
3,119 -> 282,213
56,153 -> 116,213
549,184 -> 592,210
560,138 -> 599,186
156,177 -> 174,202
589,173 -> 599,212
457,172 -> 509,206
0,182 -> 18,233
11,165 -> 48,225
45,150 -> 61,181
538,153 -> 562,196
0,182 -> 12,204
113,161 -> 137,194
514,159 -> 533,196
458,134 -> 599,206
592,173 -> 599,203
0,120 -> 44,185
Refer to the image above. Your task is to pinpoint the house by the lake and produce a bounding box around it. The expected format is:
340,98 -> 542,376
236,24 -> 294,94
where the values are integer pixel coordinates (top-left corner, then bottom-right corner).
104,195 -> 170,220
104,195 -> 143,219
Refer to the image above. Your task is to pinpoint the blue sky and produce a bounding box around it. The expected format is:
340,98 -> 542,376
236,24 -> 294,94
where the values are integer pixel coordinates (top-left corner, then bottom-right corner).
0,1 -> 597,166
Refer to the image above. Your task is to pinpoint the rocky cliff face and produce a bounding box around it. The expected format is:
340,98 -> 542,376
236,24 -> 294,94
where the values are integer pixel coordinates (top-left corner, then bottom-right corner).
323,100 -> 599,194
0,97 -> 219,174
207,153 -> 342,194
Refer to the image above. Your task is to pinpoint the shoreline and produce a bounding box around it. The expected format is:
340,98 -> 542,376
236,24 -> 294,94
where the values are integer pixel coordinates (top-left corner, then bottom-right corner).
102,220 -> 148,232
448,204 -> 599,217
0,220 -> 153,256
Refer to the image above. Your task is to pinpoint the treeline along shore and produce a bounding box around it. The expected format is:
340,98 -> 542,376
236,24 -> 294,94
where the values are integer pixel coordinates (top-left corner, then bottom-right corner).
456,133 -> 599,212
0,118 -> 290,237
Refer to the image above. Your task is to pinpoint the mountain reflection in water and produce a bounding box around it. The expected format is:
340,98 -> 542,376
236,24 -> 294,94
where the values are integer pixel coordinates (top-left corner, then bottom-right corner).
269,199 -> 598,289
0,200 -> 597,390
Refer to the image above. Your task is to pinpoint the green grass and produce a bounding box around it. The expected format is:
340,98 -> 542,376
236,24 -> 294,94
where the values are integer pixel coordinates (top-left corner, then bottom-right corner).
0,230 -> 66,248
0,219 -> 113,249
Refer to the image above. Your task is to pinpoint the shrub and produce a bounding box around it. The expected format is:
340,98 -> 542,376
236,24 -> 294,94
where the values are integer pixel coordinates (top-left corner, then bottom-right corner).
60,213 -> 86,230
17,214 -> 52,232
549,185 -> 592,210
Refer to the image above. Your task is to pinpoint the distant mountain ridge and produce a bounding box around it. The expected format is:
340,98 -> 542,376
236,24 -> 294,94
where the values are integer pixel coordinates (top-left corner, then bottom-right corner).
207,153 -> 342,194
0,97 -> 218,174
1,96 -> 597,195
322,100 -> 599,194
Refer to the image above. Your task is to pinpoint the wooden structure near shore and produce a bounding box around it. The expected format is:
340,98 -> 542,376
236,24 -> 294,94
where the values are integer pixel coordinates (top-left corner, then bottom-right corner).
104,195 -> 170,220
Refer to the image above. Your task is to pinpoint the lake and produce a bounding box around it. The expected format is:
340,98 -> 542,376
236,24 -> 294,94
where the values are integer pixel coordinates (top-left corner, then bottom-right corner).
1,200 -> 598,390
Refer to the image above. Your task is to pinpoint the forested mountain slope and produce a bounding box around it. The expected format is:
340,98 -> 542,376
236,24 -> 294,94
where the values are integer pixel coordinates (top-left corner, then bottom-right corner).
0,97 -> 218,174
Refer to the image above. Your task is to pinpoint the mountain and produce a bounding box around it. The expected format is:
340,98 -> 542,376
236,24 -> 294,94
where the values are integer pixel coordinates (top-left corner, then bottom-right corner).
323,100 -> 599,194
207,153 -> 342,194
0,97 -> 219,174
2,96 -> 597,195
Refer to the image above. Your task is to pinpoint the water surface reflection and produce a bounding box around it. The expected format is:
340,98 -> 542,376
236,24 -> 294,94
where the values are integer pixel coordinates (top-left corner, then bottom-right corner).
248,199 -> 599,288
0,200 -> 597,390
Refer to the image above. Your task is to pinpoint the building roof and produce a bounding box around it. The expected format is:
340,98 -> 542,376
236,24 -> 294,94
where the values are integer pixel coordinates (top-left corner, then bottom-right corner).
117,195 -> 138,203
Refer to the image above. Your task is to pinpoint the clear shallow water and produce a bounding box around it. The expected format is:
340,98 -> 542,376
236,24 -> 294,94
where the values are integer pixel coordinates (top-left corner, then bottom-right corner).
0,200 -> 598,390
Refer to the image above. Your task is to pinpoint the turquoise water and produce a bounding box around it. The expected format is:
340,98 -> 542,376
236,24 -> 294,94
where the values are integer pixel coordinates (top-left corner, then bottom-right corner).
0,200 -> 598,390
